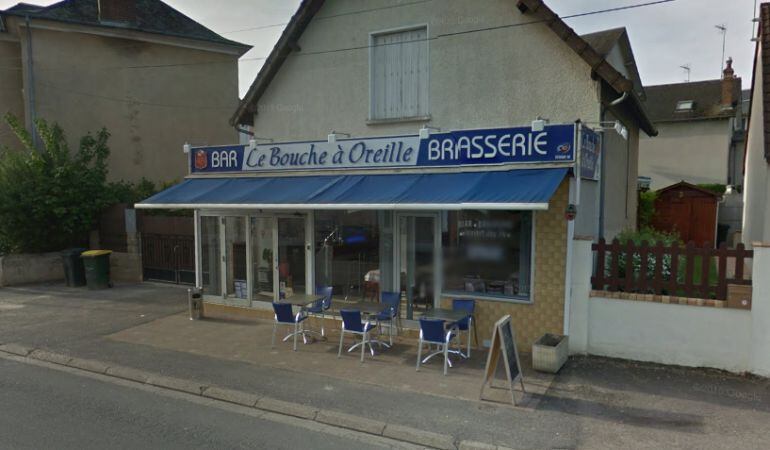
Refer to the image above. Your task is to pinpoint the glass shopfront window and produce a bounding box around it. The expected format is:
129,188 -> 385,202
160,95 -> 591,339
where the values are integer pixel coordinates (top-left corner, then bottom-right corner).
442,210 -> 533,300
201,216 -> 221,296
314,211 -> 381,301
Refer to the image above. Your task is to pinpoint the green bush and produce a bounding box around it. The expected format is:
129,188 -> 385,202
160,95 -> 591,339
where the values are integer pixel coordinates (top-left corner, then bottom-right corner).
696,183 -> 726,195
616,227 -> 681,246
0,114 -> 111,253
637,190 -> 657,228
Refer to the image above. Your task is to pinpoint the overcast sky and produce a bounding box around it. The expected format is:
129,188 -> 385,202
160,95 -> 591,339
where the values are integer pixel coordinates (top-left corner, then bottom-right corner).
1,0 -> 759,96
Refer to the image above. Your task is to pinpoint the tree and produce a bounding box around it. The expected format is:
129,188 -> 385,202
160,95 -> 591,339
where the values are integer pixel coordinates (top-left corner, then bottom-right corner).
0,114 -> 111,253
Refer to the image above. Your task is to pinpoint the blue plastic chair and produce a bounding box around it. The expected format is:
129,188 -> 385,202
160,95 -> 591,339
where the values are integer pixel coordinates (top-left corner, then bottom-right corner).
374,291 -> 401,346
338,309 -> 377,362
306,286 -> 334,337
417,318 -> 457,376
271,302 -> 308,351
452,299 -> 477,358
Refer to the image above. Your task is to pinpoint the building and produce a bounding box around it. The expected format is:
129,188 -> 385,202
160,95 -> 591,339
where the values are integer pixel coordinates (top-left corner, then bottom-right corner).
638,62 -> 744,191
138,0 -> 656,348
742,2 -> 770,247
0,0 -> 250,183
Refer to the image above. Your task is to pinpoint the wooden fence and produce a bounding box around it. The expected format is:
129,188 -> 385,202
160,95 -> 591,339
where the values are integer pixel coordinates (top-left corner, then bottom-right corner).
591,239 -> 752,300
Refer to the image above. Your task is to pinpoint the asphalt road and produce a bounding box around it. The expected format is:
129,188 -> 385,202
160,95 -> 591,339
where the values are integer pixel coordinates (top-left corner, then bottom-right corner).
0,358 -> 394,450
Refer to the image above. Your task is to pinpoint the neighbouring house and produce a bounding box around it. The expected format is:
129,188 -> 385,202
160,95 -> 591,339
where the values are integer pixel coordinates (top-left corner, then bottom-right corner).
138,0 -> 657,349
0,0 -> 250,183
639,61 -> 744,191
742,2 -> 770,247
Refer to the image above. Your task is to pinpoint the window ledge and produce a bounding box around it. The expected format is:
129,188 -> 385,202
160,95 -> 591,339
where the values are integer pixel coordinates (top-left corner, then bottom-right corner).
441,292 -> 533,305
366,115 -> 432,126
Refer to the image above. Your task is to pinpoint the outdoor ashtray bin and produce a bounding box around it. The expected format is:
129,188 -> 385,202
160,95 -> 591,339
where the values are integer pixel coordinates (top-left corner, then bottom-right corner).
61,248 -> 87,287
532,333 -> 569,373
188,287 -> 203,320
80,250 -> 113,290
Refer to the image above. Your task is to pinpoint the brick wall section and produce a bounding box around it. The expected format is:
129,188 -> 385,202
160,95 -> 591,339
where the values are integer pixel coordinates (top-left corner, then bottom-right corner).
441,179 -> 569,349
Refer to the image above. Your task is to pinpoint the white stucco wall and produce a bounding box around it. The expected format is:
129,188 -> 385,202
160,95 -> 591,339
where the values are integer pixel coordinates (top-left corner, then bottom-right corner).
250,0 -> 601,142
602,110 -> 639,238
569,238 -> 770,376
742,43 -> 770,246
639,119 -> 731,190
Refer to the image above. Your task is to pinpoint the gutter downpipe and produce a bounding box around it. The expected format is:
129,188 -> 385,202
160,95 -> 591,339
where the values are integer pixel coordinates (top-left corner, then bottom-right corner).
598,90 -> 629,239
24,15 -> 39,150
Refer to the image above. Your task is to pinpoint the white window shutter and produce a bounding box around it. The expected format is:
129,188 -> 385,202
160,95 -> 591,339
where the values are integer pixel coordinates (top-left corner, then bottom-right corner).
371,27 -> 428,120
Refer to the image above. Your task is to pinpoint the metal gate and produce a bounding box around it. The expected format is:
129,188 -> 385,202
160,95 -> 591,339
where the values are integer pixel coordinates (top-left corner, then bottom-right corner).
141,234 -> 195,285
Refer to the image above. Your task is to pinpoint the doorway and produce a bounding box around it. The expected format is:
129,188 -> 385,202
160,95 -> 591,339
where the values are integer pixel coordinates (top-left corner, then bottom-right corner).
395,213 -> 440,320
199,213 -> 312,306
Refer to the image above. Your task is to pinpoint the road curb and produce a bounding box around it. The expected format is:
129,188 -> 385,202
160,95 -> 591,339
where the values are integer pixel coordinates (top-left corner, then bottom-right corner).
384,423 -> 457,450
458,441 -> 498,450
0,343 -> 34,357
147,375 -> 207,396
256,397 -> 318,420
202,386 -> 260,407
316,409 -> 387,436
66,357 -> 111,374
30,349 -> 72,366
0,345 -> 477,449
106,365 -> 151,383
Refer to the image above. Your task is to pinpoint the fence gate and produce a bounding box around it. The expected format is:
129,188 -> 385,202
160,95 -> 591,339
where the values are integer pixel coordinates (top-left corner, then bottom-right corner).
141,234 -> 195,285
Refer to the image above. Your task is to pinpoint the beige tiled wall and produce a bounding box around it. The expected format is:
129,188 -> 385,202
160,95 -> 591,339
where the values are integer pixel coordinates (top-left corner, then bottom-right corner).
441,180 -> 569,349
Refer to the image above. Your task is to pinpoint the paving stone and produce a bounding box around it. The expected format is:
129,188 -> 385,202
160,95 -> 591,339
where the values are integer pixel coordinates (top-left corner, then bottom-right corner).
383,424 -> 456,450
316,409 -> 386,435
256,397 -> 318,420
0,343 -> 35,357
29,349 -> 72,366
67,357 -> 110,374
146,375 -> 206,395
202,386 -> 260,407
105,365 -> 151,383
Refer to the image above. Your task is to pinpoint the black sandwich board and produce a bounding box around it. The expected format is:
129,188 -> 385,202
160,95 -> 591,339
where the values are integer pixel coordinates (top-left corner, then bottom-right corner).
479,315 -> 525,405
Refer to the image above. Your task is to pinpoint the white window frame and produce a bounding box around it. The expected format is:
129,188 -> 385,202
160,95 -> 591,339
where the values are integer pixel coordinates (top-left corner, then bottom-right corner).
368,24 -> 431,123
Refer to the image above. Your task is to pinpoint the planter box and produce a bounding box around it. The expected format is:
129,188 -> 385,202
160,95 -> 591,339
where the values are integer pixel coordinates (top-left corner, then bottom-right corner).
532,333 -> 569,373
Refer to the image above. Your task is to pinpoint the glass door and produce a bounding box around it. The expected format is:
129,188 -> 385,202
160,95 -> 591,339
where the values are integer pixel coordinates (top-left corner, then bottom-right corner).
395,213 -> 439,320
222,216 -> 249,307
200,216 -> 221,296
277,217 -> 307,299
250,216 -> 275,303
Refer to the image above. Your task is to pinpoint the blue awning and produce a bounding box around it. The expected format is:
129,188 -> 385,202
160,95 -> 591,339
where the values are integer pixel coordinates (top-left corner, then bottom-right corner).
136,168 -> 568,211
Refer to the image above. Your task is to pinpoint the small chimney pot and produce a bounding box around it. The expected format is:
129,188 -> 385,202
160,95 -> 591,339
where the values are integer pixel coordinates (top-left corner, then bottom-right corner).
721,57 -> 735,107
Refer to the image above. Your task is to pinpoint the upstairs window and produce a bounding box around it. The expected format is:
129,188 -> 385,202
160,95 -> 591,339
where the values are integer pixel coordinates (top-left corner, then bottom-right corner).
370,26 -> 429,121
675,100 -> 695,112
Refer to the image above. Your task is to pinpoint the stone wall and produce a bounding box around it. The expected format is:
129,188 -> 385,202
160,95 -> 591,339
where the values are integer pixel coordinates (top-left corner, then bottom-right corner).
0,253 -> 64,287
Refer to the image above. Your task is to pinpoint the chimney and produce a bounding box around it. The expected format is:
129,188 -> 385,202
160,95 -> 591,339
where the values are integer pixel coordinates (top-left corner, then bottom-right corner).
98,0 -> 136,24
721,57 -> 735,107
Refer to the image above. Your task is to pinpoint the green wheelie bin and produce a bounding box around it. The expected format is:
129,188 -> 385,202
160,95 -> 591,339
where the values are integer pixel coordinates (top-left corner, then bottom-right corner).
61,248 -> 87,287
81,250 -> 113,290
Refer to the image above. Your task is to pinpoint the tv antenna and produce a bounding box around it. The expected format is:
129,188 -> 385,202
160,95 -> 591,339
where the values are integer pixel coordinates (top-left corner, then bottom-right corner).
680,64 -> 691,82
716,24 -> 727,75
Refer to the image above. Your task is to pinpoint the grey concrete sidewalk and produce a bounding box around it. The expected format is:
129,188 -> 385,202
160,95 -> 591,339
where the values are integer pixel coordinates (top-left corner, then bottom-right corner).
2,282 -> 769,449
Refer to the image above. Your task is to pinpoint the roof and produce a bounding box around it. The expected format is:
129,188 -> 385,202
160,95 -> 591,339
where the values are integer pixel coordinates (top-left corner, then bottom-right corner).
231,0 -> 657,136
580,27 -> 645,100
580,27 -> 625,58
643,79 -> 741,123
0,0 -> 250,51
656,181 -> 721,198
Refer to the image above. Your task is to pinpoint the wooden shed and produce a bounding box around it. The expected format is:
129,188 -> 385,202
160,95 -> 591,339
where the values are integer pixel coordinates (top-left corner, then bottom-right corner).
651,182 -> 721,246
